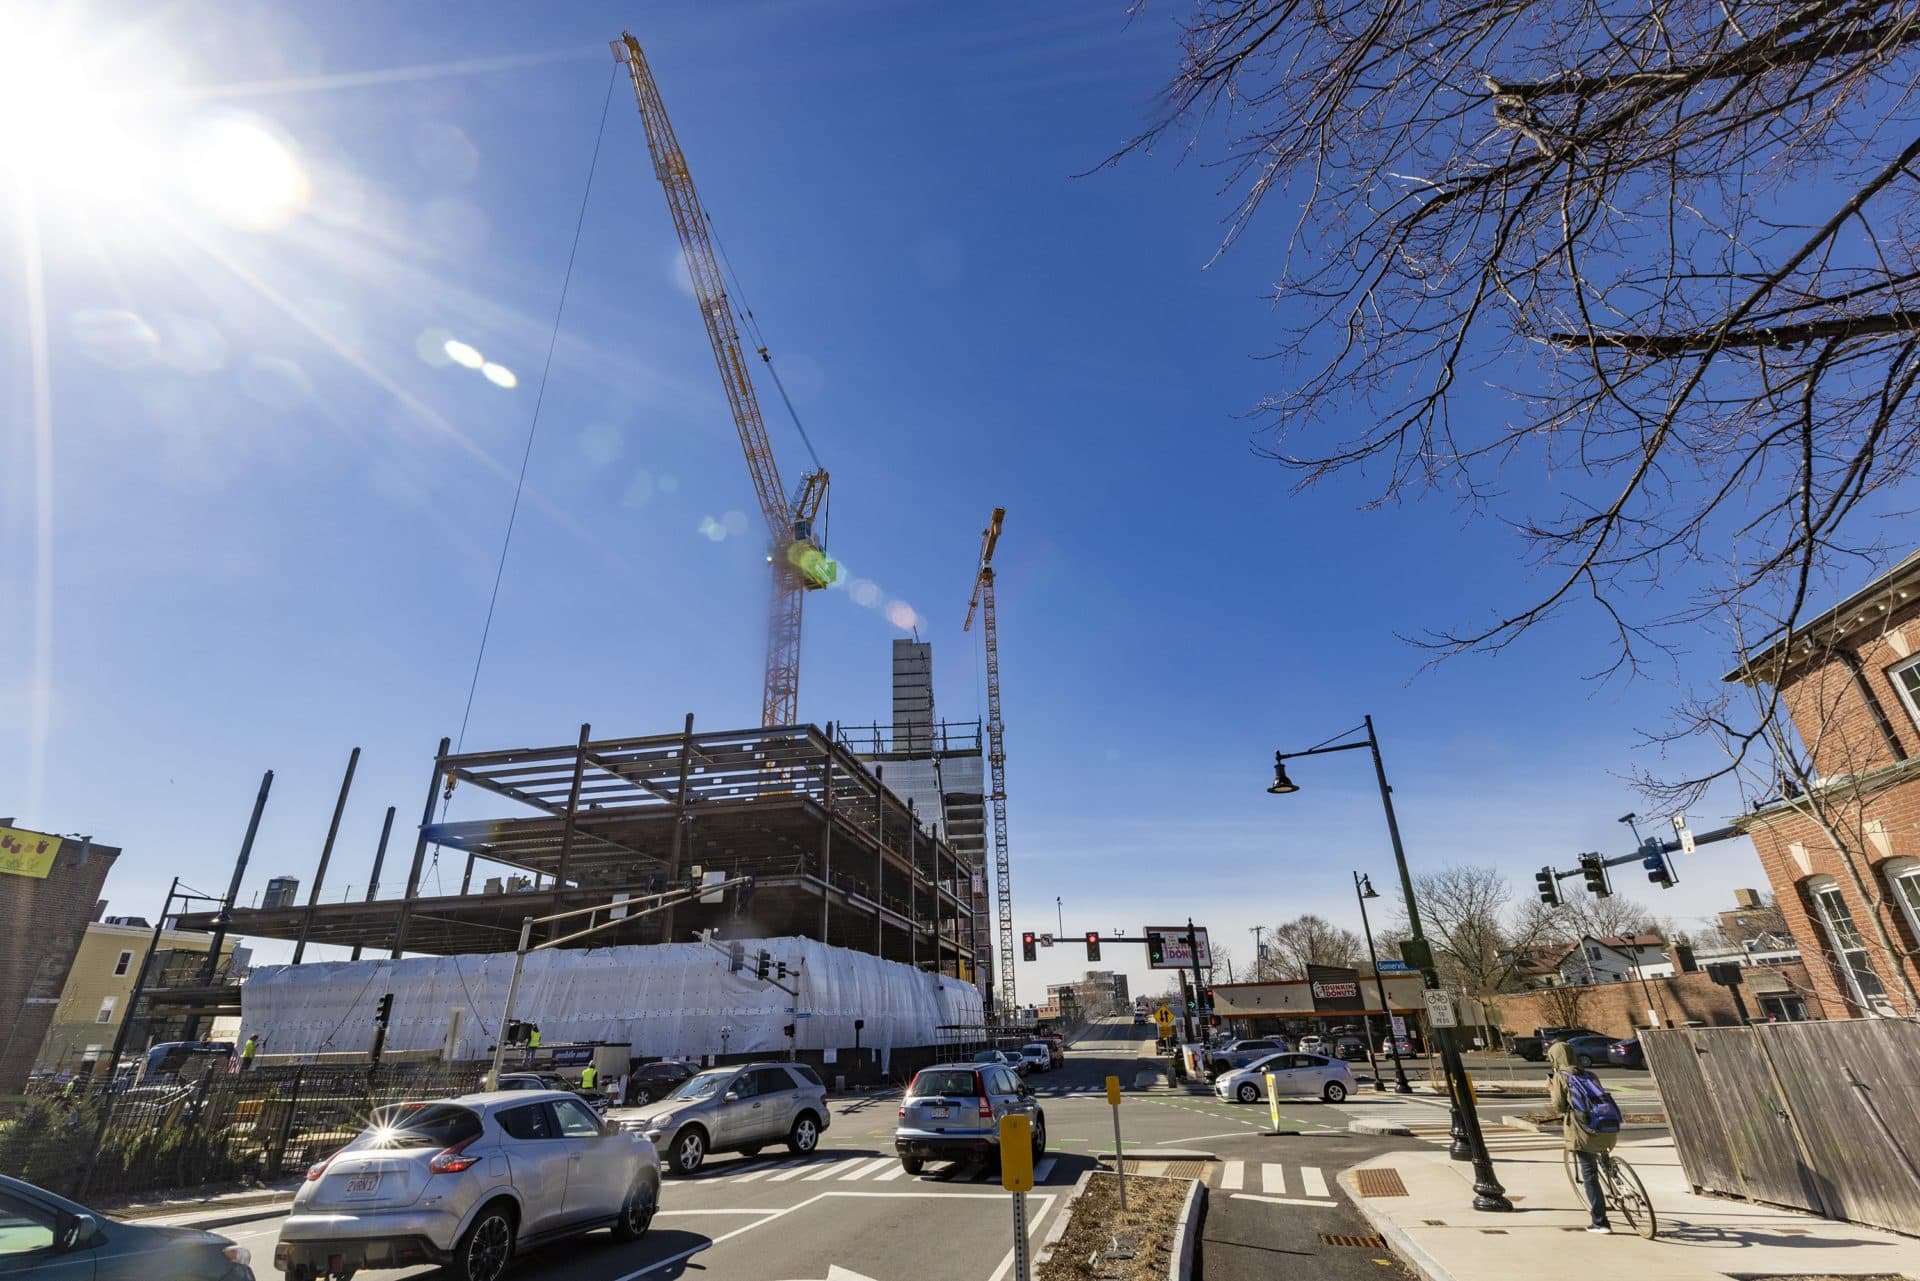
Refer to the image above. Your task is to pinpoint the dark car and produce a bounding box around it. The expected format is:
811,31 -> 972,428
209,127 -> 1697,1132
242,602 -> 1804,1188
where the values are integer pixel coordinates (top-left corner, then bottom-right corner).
1606,1038 -> 1645,1069
0,1174 -> 255,1279
627,1060 -> 697,1104
1560,1034 -> 1620,1068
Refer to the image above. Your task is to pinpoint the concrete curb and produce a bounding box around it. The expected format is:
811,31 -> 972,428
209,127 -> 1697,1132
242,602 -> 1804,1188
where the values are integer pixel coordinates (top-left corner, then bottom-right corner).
1093,1149 -> 1216,1160
1034,1168 -> 1095,1267
134,1200 -> 296,1231
1348,1118 -> 1416,1136
1337,1164 -> 1452,1281
1498,1114 -> 1670,1135
1169,1176 -> 1205,1281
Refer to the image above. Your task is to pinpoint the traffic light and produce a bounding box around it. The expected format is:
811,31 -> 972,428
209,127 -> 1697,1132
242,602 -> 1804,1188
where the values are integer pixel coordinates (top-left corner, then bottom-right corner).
728,941 -> 745,973
756,949 -> 772,980
777,961 -> 789,980
1643,846 -> 1675,889
1022,932 -> 1037,962
734,876 -> 754,913
1580,853 -> 1612,898
1147,932 -> 1166,965
374,993 -> 394,1026
1202,987 -> 1214,1011
783,1023 -> 796,1039
1085,932 -> 1101,962
1535,867 -> 1561,906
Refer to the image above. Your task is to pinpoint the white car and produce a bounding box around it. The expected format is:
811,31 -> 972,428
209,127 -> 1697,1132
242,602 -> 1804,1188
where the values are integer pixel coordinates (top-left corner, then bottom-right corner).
1214,1051 -> 1354,1104
1018,1043 -> 1052,1073
1297,1035 -> 1326,1054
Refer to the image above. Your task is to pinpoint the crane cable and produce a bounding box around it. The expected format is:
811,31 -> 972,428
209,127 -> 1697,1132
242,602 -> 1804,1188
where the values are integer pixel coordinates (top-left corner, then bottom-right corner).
707,212 -> 826,474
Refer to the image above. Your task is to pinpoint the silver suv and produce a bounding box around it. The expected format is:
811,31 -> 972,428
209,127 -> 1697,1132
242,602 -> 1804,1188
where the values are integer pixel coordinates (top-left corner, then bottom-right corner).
894,1061 -> 1045,1175
274,1090 -> 659,1281
624,1061 -> 831,1175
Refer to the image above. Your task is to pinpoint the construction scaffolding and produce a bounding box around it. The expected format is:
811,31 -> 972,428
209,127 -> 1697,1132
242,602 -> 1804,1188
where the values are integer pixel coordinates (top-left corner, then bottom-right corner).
175,721 -> 979,979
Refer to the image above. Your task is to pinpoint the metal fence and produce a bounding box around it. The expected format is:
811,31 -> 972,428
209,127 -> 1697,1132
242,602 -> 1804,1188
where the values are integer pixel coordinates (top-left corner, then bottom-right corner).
1643,1019 -> 1920,1236
2,1063 -> 474,1203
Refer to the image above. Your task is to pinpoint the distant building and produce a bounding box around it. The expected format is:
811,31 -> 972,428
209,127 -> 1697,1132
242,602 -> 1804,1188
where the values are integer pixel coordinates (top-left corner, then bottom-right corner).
32,918 -> 239,1079
0,827 -> 121,1092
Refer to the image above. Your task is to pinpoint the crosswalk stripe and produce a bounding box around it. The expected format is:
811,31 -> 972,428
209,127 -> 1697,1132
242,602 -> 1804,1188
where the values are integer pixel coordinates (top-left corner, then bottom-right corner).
872,1161 -> 907,1181
728,1163 -> 778,1182
1219,1161 -> 1244,1190
840,1157 -> 895,1181
803,1159 -> 852,1181
1262,1163 -> 1287,1195
766,1161 -> 816,1182
1300,1166 -> 1328,1198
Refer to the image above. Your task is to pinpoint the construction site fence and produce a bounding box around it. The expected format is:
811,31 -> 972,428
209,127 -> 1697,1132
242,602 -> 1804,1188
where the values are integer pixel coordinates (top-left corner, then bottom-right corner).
5,1061 -> 474,1204
1643,1018 -> 1920,1237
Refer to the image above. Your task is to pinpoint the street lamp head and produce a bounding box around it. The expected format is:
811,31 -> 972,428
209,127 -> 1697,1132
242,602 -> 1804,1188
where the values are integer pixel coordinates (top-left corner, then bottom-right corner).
1266,755 -> 1299,795
1358,873 -> 1379,900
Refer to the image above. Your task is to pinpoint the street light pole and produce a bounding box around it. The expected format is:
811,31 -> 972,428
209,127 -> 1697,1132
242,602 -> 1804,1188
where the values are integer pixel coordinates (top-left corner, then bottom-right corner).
1268,716 -> 1511,1213
1354,872 -> 1410,1094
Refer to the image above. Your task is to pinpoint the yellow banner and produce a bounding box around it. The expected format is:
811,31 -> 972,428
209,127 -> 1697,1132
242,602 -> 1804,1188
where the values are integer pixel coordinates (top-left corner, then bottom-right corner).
0,826 -> 62,879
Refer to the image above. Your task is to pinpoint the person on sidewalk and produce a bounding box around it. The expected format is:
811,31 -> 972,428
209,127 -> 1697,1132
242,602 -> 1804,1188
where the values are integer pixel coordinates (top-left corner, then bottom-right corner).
1549,1039 -> 1621,1233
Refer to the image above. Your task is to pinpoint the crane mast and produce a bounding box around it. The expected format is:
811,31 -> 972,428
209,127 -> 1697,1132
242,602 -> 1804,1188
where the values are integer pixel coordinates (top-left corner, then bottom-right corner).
615,33 -> 832,727
964,508 -> 1014,1015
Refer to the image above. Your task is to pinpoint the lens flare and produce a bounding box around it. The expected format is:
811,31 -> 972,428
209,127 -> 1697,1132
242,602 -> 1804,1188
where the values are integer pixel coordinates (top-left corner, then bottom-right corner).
443,339 -> 484,369
180,115 -> 310,231
480,361 -> 517,388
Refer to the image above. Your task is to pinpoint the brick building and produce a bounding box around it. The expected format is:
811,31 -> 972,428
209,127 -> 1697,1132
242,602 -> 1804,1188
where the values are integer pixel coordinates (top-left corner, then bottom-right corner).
1496,963 -> 1826,1041
0,827 -> 121,1092
1728,550 -> 1920,1017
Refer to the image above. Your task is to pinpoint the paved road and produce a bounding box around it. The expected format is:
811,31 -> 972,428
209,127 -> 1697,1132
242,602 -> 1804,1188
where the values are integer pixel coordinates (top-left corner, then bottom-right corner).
215,1017 -> 1425,1280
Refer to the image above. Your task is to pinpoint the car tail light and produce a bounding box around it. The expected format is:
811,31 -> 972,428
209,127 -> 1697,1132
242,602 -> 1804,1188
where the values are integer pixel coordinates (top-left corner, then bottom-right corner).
429,1135 -> 480,1174
898,1104 -> 906,1119
305,1154 -> 334,1181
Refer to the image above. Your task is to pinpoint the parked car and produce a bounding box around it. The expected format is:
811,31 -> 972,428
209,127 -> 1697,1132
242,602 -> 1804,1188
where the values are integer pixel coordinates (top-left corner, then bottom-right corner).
1018,1043 -> 1053,1073
1380,1035 -> 1418,1056
1560,1034 -> 1620,1069
275,1091 -> 658,1281
1207,1038 -> 1288,1076
971,1049 -> 1026,1075
1297,1035 -> 1326,1054
623,1061 -> 830,1175
894,1062 -> 1045,1175
496,1073 -> 608,1114
1509,1025 -> 1609,1061
0,1174 -> 255,1279
625,1060 -> 697,1104
1040,1039 -> 1065,1069
1606,1039 -> 1645,1070
1333,1035 -> 1369,1061
1215,1052 -> 1355,1104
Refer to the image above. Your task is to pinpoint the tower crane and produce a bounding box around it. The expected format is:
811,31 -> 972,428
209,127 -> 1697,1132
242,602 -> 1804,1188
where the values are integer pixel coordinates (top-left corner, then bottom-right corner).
963,507 -> 1014,1014
614,33 -> 835,728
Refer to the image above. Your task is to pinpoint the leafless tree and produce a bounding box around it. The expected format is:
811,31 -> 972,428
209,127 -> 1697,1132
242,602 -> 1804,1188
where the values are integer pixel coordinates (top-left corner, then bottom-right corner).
1393,865 -> 1565,994
1119,0 -> 1920,689
1257,914 -> 1363,979
1540,983 -> 1592,1027
1554,889 -> 1667,942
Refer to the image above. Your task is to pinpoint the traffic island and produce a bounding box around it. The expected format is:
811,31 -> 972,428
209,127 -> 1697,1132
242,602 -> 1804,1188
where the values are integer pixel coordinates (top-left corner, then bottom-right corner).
1036,1172 -> 1201,1281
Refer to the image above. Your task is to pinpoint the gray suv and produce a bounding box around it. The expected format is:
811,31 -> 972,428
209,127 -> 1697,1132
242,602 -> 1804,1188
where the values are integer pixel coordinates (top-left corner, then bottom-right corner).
624,1061 -> 830,1175
894,1062 -> 1045,1175
274,1091 -> 659,1281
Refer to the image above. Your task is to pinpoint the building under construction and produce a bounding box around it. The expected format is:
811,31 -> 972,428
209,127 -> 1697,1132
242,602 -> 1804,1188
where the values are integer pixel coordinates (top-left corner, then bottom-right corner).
176,721 -> 981,984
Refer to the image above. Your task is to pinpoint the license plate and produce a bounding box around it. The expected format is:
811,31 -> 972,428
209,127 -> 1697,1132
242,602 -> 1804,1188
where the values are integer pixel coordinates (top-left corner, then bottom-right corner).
344,1175 -> 381,1195
928,1107 -> 951,1120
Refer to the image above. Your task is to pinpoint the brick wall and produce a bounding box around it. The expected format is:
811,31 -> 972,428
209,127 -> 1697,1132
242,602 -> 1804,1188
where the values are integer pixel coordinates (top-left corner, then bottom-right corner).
1495,964 -> 1827,1041
1770,596 -> 1920,781
0,838 -> 120,1092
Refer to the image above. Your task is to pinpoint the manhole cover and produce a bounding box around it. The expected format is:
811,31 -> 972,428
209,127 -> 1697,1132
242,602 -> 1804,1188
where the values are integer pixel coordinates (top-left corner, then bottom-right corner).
1322,1234 -> 1388,1248
1354,1168 -> 1410,1198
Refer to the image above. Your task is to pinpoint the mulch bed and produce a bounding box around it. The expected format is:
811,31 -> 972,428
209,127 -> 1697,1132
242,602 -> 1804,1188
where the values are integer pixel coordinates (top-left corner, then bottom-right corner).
1038,1172 -> 1191,1281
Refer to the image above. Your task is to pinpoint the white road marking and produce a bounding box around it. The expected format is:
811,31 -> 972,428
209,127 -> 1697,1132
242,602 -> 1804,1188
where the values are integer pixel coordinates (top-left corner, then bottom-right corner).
1300,1165 -> 1329,1198
725,1162 -> 779,1182
657,1208 -> 782,1215
803,1158 -> 853,1181
767,1160 -> 819,1182
1262,1162 -> 1287,1195
871,1160 -> 908,1181
840,1156 -> 896,1180
1233,1192 -> 1338,1208
1219,1160 -> 1245,1190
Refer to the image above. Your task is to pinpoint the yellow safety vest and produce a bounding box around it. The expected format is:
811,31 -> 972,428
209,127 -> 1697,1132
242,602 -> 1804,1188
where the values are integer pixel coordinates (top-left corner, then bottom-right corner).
581,1065 -> 597,1089
529,1030 -> 541,1048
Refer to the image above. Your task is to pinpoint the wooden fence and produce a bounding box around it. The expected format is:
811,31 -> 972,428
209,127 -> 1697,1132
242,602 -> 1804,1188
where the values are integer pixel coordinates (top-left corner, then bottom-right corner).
1643,1019 -> 1920,1236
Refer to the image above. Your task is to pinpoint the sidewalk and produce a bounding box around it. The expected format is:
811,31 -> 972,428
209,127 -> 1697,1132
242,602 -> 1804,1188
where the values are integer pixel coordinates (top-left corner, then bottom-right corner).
1340,1131 -> 1920,1281
105,1179 -> 301,1230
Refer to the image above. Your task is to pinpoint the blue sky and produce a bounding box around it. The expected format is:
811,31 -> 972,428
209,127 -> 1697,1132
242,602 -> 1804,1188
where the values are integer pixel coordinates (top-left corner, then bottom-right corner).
2,0 -> 1786,1003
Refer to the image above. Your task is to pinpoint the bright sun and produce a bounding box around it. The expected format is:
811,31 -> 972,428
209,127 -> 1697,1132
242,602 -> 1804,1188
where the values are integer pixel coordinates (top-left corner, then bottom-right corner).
0,12 -> 309,232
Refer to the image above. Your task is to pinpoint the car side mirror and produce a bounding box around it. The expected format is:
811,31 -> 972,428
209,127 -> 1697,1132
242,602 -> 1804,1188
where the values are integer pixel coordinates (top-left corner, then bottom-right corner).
724,1091 -> 739,1102
60,1213 -> 98,1252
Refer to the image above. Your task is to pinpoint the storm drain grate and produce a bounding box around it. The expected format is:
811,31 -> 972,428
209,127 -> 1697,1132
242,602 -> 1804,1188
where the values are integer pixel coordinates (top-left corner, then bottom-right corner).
1354,1168 -> 1410,1198
1322,1234 -> 1388,1249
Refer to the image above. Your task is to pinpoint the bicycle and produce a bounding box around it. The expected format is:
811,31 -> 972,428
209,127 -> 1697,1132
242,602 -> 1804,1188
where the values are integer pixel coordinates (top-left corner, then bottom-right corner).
1563,1147 -> 1658,1239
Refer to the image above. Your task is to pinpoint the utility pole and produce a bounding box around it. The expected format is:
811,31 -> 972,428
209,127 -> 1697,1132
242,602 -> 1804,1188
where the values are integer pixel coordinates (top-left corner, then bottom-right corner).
1186,919 -> 1206,1039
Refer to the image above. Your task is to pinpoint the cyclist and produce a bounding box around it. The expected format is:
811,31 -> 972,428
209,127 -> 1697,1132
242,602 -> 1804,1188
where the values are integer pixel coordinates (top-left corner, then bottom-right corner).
1548,1039 -> 1620,1233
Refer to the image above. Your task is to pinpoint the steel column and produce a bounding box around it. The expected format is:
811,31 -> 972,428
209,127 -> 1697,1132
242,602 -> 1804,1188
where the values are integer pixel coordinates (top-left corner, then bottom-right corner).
392,737 -> 450,959
294,747 -> 360,964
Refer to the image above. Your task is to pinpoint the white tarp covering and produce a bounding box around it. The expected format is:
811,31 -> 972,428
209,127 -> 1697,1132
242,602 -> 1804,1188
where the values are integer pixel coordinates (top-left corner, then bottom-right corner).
240,938 -> 982,1064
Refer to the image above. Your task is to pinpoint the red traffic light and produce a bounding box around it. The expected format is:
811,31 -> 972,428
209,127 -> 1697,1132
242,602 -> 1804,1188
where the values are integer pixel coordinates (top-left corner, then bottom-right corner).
1084,931 -> 1101,962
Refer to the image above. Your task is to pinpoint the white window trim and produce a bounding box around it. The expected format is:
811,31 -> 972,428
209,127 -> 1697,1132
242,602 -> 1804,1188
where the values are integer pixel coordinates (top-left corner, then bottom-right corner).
94,995 -> 117,1024
1885,857 -> 1920,953
1806,875 -> 1890,1011
112,949 -> 133,977
1888,653 -> 1920,731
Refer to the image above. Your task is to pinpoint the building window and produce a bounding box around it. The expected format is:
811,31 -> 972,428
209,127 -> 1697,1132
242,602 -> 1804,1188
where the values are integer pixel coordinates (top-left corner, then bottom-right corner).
112,950 -> 133,977
1806,876 -> 1889,1010
1890,653 -> 1920,730
1884,857 -> 1920,948
94,996 -> 117,1024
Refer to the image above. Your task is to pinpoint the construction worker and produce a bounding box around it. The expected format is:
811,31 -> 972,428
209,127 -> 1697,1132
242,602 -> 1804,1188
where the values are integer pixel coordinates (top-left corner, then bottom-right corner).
240,1034 -> 258,1073
580,1062 -> 598,1092
524,1026 -> 541,1066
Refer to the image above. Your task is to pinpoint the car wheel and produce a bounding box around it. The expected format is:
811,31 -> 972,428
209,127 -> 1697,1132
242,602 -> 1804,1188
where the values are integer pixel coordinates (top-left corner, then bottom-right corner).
788,1112 -> 821,1155
450,1203 -> 514,1281
668,1126 -> 708,1175
1323,1081 -> 1347,1103
612,1175 -> 657,1241
901,1154 -> 924,1176
1577,1054 -> 1594,1069
1031,1112 -> 1047,1159
1236,1081 -> 1260,1104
